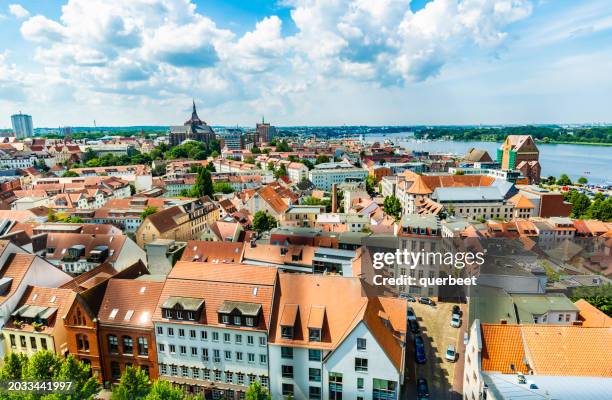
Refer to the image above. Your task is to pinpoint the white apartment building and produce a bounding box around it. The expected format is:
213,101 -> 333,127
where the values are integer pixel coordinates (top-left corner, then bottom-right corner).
154,262 -> 277,400
269,274 -> 406,400
308,162 -> 368,191
432,187 -> 514,221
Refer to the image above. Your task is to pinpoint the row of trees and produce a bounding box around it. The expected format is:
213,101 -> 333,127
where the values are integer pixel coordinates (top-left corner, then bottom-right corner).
414,126 -> 612,144
564,191 -> 612,221
0,352 -> 274,400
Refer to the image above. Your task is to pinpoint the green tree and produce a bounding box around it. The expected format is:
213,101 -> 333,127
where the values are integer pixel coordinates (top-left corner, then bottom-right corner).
315,155 -> 330,165
252,211 -> 277,234
569,284 -> 612,316
143,380 -> 183,400
275,140 -> 291,152
213,182 -> 235,194
189,168 -> 214,198
141,206 -> 158,219
274,164 -> 288,179
267,161 -> 275,171
245,381 -> 272,400
556,174 -> 572,186
577,176 -> 588,185
211,150 -> 220,158
383,195 -> 402,221
365,175 -> 376,195
244,156 -> 256,164
1,351 -> 100,399
300,159 -> 314,170
111,366 -> 151,400
62,170 -> 79,177
251,147 -> 261,154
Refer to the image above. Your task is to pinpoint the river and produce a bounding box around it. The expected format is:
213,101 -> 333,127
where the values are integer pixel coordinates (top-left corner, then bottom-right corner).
365,133 -> 612,185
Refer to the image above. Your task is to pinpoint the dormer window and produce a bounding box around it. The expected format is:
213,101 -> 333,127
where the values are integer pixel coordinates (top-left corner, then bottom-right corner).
281,326 -> 294,339
245,317 -> 254,327
187,311 -> 195,321
222,315 -> 230,324
176,311 -> 184,320
164,309 -> 172,319
234,316 -> 241,325
309,328 -> 321,342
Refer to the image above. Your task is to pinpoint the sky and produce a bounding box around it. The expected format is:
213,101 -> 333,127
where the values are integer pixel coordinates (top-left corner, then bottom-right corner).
0,0 -> 611,128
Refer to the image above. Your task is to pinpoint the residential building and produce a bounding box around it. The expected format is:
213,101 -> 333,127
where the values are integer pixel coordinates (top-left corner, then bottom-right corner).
463,321 -> 612,400
516,185 -> 573,218
136,197 -> 220,247
281,206 -> 326,228
154,262 -> 277,398
255,119 -> 276,144
308,162 -> 368,191
268,274 -> 407,400
3,287 -> 76,357
98,279 -> 164,382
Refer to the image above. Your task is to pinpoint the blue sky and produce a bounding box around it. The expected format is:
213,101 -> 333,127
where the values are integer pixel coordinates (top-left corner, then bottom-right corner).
0,0 -> 611,127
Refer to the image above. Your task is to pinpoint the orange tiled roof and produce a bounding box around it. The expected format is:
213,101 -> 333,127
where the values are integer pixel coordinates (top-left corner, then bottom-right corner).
98,279 -> 164,328
180,241 -> 244,263
575,299 -> 612,327
509,193 -> 535,209
521,325 -> 612,377
481,324 -> 529,374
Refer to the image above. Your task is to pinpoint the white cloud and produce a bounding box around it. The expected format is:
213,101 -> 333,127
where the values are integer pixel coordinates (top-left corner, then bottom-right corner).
8,0 -> 543,125
8,3 -> 29,19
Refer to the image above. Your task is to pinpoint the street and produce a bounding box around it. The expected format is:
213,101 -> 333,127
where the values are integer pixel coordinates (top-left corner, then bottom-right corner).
403,301 -> 466,399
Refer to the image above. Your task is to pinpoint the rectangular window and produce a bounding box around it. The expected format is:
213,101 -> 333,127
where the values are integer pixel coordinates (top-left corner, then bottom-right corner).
138,337 -> 148,356
201,331 -> 207,340
281,326 -> 293,339
169,344 -> 176,354
167,327 -> 174,337
309,368 -> 321,382
259,337 -> 266,346
171,365 -> 178,376
222,315 -> 229,324
329,372 -> 343,398
160,364 -> 167,375
225,350 -> 232,360
235,334 -> 242,344
203,369 -> 210,380
236,351 -> 243,361
357,377 -> 364,390
9,334 -> 16,348
234,316 -> 241,325
226,371 -> 234,384
281,347 -> 294,359
260,354 -> 267,364
282,384 -> 294,396
30,337 -> 37,350
237,373 -> 244,385
248,353 -> 255,363
309,328 -> 321,342
41,338 -> 47,350
224,333 -> 231,343
355,358 -> 368,372
158,343 -> 165,352
308,349 -> 321,362
246,317 -> 254,326
187,311 -> 195,321
191,347 -> 198,356
180,345 -> 186,355
282,365 -> 293,378
212,332 -> 219,342
214,370 -> 222,382
247,336 -> 254,345
213,349 -> 220,363
181,366 -> 188,377
202,348 -> 209,361
357,338 -> 367,350
156,326 -> 163,335
190,330 -> 196,339
178,329 -> 185,338
309,386 -> 321,400
192,367 -> 200,379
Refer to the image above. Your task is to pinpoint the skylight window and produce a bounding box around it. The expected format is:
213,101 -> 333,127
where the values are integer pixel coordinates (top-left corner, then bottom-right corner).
253,287 -> 258,296
50,295 -> 56,303
140,287 -> 146,294
109,308 -> 119,319
32,294 -> 38,301
139,311 -> 150,324
124,310 -> 134,321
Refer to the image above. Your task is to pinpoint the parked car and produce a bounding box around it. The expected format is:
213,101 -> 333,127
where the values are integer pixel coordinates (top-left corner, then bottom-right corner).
419,297 -> 436,306
416,378 -> 429,399
445,344 -> 456,362
400,293 -> 417,302
407,306 -> 417,321
452,305 -> 462,316
450,314 -> 461,328
409,319 -> 420,334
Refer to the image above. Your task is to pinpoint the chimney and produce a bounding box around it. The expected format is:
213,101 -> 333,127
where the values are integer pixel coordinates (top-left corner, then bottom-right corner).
331,183 -> 338,213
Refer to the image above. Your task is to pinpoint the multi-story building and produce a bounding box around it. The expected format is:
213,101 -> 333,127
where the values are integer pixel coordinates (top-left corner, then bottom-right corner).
497,135 -> 541,183
3,287 -> 76,357
268,273 -> 407,400
136,197 -> 220,247
98,279 -> 164,382
11,112 -> 33,138
255,119 -> 276,144
218,129 -> 244,151
281,205 -> 326,228
153,262 -> 277,398
308,162 -> 369,191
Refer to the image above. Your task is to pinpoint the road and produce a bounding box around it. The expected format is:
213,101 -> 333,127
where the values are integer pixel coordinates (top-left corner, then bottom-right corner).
402,301 -> 466,400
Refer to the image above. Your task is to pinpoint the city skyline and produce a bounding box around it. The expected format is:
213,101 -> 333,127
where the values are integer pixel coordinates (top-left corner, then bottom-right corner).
1,0 -> 612,128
